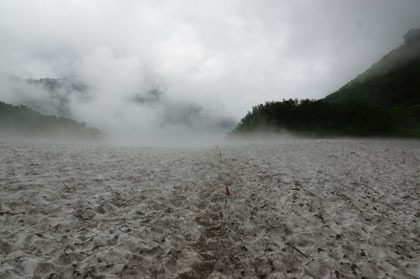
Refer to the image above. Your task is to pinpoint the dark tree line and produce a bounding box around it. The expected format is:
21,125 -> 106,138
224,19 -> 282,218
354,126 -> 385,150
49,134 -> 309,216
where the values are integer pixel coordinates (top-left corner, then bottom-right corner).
232,99 -> 411,137
0,100 -> 100,139
233,29 -> 420,138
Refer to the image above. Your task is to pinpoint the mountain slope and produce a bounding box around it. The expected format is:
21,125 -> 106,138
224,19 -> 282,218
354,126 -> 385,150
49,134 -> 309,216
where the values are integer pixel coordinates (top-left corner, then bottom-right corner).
325,28 -> 420,131
327,30 -> 419,105
0,100 -> 100,139
233,29 -> 420,137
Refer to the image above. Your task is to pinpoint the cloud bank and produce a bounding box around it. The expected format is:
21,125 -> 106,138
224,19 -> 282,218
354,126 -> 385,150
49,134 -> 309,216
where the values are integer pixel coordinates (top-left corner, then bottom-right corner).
1,0 -> 420,144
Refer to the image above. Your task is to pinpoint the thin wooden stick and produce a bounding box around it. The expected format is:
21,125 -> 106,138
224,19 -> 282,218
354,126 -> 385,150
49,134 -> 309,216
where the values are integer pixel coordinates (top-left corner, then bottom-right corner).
285,242 -> 310,258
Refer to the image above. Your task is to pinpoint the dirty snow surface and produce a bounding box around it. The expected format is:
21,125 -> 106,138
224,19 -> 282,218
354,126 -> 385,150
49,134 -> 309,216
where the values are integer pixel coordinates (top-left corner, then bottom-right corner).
1,139 -> 419,278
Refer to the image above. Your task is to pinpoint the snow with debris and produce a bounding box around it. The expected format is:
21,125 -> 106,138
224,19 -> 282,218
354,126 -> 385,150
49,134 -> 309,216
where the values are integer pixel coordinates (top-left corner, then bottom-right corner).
0,139 -> 419,278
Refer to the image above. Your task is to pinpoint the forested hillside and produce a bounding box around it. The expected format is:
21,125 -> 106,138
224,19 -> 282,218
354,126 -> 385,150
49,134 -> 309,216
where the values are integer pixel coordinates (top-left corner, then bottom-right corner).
233,29 -> 420,137
0,100 -> 100,139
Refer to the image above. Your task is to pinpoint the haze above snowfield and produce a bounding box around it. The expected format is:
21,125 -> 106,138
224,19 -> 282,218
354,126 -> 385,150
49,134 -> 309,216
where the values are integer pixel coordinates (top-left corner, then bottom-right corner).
1,0 -> 420,144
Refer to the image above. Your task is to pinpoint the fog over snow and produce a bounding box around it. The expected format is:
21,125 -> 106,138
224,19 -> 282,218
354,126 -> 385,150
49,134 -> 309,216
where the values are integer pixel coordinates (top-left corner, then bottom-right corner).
1,0 -> 420,144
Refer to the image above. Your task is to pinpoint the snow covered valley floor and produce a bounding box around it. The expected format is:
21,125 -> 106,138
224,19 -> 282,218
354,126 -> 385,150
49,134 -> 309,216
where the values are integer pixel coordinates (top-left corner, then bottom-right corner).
0,139 -> 419,278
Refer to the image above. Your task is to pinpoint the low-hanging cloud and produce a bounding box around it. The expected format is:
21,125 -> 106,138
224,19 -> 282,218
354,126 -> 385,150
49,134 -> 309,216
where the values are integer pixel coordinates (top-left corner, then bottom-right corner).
1,0 -> 420,145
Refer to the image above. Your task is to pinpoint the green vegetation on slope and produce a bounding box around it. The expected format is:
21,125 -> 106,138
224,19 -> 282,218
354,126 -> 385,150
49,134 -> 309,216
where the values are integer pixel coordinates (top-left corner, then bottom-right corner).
326,48 -> 420,108
232,99 -> 398,137
233,29 -> 420,138
0,100 -> 100,139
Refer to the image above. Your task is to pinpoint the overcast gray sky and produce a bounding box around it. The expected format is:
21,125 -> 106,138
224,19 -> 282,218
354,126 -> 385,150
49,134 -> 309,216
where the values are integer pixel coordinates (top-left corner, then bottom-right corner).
1,0 -> 420,142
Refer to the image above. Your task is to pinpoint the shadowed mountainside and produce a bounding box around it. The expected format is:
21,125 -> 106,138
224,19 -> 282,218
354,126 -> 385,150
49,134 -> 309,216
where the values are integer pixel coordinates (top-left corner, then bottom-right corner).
233,28 -> 420,137
0,100 -> 100,139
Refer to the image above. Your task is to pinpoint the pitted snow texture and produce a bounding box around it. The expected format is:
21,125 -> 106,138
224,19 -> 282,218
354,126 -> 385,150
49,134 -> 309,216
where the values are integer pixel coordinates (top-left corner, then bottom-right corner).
0,139 -> 419,278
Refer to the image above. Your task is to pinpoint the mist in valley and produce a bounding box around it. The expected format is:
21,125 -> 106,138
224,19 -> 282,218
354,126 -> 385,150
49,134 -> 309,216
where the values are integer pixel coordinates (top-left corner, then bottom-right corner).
1,1 -> 420,278
1,0 -> 420,145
